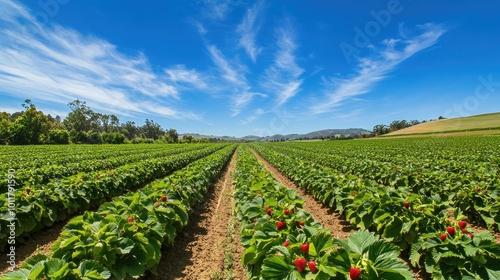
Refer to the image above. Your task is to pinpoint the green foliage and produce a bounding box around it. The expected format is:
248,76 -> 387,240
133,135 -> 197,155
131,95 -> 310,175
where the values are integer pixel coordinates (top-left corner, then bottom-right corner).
0,144 -> 229,249
46,129 -> 70,144
8,100 -> 50,145
250,138 -> 500,279
2,145 -> 236,279
233,146 -> 414,280
101,132 -> 126,144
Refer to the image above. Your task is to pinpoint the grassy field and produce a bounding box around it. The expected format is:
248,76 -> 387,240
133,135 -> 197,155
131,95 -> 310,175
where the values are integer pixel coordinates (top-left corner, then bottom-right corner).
383,112 -> 500,136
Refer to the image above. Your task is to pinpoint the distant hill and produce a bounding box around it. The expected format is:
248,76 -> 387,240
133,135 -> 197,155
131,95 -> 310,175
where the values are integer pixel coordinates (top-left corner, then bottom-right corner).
257,128 -> 371,141
384,112 -> 500,136
181,128 -> 372,142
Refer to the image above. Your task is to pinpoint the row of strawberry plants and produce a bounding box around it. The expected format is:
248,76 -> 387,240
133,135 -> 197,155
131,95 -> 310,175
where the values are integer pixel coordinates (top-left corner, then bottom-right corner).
251,144 -> 500,279
0,143 -> 156,171
0,144 -> 208,192
1,145 -> 237,280
261,143 -> 500,232
233,146 -> 415,280
0,144 -> 227,251
283,137 -> 500,164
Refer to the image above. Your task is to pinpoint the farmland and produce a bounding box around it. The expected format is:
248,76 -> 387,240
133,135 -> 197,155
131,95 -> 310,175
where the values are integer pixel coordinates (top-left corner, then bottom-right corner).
1,135 -> 500,279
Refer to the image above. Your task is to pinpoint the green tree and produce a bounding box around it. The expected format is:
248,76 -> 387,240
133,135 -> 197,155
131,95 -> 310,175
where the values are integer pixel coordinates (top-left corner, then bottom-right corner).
8,100 -> 50,145
141,119 -> 164,140
46,129 -> 70,144
166,128 -> 179,143
63,100 -> 95,132
0,112 -> 12,144
121,121 -> 139,140
182,134 -> 193,143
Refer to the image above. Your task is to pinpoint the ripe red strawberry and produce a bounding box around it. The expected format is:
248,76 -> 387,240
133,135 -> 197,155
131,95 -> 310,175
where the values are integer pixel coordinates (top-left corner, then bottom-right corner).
476,187 -> 481,192
350,267 -> 362,279
298,221 -> 305,227
440,233 -> 447,241
127,217 -> 134,223
284,209 -> 290,215
25,188 -> 31,194
254,218 -> 258,223
404,201 -> 410,209
294,258 -> 306,273
301,243 -> 309,254
468,233 -> 474,239
447,226 -> 455,236
461,228 -> 468,234
267,209 -> 272,216
283,240 -> 290,247
458,221 -> 467,229
276,221 -> 285,230
308,261 -> 318,274
161,195 -> 167,201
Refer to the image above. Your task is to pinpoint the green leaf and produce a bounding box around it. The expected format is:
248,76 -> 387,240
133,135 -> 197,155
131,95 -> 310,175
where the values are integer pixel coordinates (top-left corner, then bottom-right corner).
242,245 -> 257,266
0,269 -> 30,280
77,260 -> 112,279
382,216 -> 403,240
46,258 -> 69,278
347,230 -> 378,255
309,230 -> 335,257
261,255 -> 295,279
20,254 -> 48,269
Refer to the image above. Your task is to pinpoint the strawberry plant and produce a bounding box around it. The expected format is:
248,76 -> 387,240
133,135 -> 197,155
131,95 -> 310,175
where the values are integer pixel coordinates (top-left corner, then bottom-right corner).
0,144 -> 227,250
3,145 -> 236,279
234,146 -> 414,280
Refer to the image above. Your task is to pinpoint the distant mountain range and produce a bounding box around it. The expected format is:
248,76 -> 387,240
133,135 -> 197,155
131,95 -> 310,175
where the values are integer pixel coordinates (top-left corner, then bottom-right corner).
181,128 -> 371,142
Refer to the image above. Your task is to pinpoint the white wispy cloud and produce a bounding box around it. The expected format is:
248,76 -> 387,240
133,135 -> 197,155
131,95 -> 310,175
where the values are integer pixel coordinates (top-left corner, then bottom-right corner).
236,0 -> 263,63
203,0 -> 230,21
312,23 -> 447,114
207,44 -> 265,115
262,23 -> 304,106
165,65 -> 207,89
207,45 -> 244,85
0,0 -> 200,120
240,108 -> 265,125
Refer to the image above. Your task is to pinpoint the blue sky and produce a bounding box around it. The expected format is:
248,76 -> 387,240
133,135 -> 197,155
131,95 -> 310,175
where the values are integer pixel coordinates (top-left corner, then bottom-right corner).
1,0 -> 499,137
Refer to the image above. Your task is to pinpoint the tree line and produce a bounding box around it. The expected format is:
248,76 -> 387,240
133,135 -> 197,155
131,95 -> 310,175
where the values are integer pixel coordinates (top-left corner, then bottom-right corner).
0,99 -> 208,145
372,117 -> 445,136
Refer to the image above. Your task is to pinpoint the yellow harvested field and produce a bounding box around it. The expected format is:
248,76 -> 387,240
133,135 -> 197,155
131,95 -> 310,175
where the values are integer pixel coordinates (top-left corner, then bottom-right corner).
384,112 -> 500,136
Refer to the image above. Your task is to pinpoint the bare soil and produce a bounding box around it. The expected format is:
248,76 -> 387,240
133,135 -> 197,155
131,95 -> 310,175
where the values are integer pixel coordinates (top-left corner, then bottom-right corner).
249,148 -> 354,240
148,150 -> 246,280
0,221 -> 64,276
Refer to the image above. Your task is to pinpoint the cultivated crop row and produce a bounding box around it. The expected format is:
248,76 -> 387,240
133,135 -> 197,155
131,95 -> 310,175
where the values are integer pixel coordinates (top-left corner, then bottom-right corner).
1,145 -> 236,279
0,144 -> 161,171
251,144 -> 500,279
0,144 -> 208,192
0,144 -> 227,250
0,144 -> 207,191
260,139 -> 500,232
264,142 -> 500,233
233,146 -> 415,279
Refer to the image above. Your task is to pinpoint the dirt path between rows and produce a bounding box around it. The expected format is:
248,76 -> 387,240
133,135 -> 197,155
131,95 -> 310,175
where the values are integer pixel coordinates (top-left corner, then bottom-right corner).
250,148 -> 429,280
249,148 -> 354,241
0,221 -> 65,276
149,150 -> 246,280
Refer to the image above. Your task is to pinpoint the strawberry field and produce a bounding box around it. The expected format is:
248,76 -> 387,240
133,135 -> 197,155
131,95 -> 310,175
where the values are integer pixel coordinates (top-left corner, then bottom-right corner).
1,135 -> 500,279
250,136 -> 500,279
